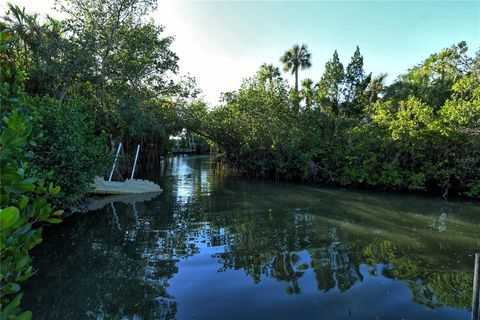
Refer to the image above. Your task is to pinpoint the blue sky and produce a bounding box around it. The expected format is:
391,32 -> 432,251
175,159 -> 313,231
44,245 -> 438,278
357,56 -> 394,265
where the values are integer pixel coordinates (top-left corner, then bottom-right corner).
5,1 -> 480,105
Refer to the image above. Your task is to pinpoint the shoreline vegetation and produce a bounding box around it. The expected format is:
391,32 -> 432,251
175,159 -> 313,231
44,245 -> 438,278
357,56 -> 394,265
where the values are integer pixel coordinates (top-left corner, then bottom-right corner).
188,41 -> 479,199
0,0 -> 479,318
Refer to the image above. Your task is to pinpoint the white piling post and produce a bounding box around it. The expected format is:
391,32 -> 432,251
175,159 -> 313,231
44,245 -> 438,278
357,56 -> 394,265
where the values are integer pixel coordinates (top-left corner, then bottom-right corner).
108,142 -> 122,182
473,253 -> 480,320
130,144 -> 141,180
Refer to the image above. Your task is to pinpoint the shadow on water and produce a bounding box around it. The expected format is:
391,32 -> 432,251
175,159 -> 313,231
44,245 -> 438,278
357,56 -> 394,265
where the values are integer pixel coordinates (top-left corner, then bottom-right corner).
23,156 -> 480,320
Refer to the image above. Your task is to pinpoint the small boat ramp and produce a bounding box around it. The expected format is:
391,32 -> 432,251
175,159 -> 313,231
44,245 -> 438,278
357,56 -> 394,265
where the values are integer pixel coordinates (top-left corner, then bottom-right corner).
92,177 -> 162,195
93,143 -> 162,195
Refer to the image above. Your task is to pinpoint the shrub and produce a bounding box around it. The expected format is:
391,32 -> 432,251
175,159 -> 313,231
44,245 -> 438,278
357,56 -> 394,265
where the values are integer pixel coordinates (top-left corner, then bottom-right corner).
29,96 -> 111,206
0,111 -> 63,320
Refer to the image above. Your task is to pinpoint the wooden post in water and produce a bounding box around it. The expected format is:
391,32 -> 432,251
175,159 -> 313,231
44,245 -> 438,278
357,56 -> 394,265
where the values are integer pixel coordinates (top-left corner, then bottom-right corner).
473,253 -> 480,320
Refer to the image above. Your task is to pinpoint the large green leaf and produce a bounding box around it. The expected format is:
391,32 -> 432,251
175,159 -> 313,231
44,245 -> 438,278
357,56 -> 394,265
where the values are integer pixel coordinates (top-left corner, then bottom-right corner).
0,207 -> 20,230
17,311 -> 33,320
0,172 -> 22,185
12,182 -> 36,192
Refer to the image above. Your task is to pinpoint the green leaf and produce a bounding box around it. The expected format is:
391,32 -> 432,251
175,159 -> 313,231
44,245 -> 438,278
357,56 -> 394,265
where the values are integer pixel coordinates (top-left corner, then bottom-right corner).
46,218 -> 62,224
17,167 -> 25,177
18,196 -> 29,209
5,137 -> 27,149
16,311 -> 33,320
49,185 -> 61,196
0,207 -> 20,230
22,178 -> 37,184
52,210 -> 63,216
15,255 -> 31,270
1,172 -> 22,184
0,127 -> 16,145
1,293 -> 22,320
13,223 -> 31,236
12,182 -> 35,192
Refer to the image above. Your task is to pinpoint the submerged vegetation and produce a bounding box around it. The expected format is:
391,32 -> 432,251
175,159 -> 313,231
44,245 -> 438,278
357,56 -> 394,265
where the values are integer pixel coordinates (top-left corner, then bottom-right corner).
0,0 -> 479,317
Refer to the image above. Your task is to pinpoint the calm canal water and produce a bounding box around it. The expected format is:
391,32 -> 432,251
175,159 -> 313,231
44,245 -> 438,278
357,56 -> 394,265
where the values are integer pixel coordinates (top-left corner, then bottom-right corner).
24,156 -> 480,319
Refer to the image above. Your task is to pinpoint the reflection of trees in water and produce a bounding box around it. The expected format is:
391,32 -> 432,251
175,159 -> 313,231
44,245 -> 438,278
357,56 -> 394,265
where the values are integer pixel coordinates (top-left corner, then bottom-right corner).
212,210 -> 311,293
362,240 -> 473,309
24,199 -> 209,320
207,208 -> 473,310
141,159 -> 478,312
309,227 -> 363,293
25,193 -> 475,319
272,253 -> 305,294
213,214 -> 365,295
25,156 -> 478,318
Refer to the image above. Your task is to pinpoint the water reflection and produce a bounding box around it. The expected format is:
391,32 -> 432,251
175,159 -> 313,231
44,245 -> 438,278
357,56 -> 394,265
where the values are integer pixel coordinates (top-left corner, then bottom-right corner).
162,156 -> 213,204
87,192 -> 161,211
23,156 -> 480,320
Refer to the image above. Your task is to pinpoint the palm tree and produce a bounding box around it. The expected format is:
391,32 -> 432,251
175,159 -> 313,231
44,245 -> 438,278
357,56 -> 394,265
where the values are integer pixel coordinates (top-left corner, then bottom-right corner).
258,63 -> 281,85
3,4 -> 40,69
367,73 -> 387,103
300,78 -> 315,109
280,44 -> 312,92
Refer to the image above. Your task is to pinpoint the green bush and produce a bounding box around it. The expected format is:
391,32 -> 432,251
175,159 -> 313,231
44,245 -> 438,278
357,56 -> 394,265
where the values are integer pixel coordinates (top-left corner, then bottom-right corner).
29,96 -> 111,206
0,111 -> 63,320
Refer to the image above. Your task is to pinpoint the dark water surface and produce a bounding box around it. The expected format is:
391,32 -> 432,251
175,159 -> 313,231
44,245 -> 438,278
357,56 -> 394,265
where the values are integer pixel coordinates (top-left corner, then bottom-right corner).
24,156 -> 480,320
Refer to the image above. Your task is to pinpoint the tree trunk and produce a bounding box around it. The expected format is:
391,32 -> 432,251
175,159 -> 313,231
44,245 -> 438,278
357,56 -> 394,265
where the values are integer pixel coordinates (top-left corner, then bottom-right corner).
295,69 -> 298,92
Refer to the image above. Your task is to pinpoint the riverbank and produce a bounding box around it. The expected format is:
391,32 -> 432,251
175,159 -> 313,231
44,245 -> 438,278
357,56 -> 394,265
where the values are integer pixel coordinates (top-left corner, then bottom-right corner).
209,156 -> 480,201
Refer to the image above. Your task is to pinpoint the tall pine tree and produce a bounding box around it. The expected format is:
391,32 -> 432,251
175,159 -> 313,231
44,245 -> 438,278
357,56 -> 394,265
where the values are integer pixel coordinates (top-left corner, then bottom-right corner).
319,50 -> 344,114
344,46 -> 371,115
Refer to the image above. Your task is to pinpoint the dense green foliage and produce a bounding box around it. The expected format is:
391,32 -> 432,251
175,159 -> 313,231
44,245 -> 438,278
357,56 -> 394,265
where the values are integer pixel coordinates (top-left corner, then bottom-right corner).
1,0 -> 198,204
1,0 -> 196,316
30,97 -> 110,205
1,27 -> 63,320
189,43 -> 480,198
0,111 -> 62,319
